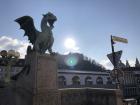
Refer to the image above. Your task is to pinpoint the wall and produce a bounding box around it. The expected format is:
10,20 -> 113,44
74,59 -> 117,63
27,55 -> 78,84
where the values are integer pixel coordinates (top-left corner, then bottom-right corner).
59,88 -> 123,105
58,70 -> 111,85
0,85 -> 123,105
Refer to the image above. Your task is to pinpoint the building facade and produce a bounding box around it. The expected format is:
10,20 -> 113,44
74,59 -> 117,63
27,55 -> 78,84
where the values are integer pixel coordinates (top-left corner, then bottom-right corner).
119,67 -> 140,103
116,59 -> 140,104
58,70 -> 115,88
0,57 -> 115,89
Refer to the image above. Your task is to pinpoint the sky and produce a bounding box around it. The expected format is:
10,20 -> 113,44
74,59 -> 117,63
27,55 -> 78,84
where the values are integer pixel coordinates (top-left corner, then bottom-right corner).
0,0 -> 140,69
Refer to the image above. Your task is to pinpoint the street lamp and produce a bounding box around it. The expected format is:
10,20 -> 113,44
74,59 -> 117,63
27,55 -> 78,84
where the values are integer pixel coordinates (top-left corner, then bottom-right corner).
0,50 -> 20,84
0,50 -> 7,58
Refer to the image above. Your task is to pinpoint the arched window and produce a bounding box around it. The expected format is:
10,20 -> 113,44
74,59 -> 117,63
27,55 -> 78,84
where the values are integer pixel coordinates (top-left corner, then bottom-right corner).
96,77 -> 103,84
106,77 -> 112,84
58,76 -> 66,86
72,76 -> 80,85
85,76 -> 92,85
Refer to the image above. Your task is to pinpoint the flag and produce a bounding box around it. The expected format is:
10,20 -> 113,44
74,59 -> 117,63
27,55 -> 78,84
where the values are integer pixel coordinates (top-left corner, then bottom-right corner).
112,36 -> 128,43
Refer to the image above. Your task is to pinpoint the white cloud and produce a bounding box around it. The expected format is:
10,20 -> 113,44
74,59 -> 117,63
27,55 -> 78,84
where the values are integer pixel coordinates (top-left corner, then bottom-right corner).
100,59 -> 113,70
129,60 -> 135,67
0,36 -> 29,58
73,46 -> 80,51
122,59 -> 135,67
63,37 -> 80,54
0,36 -> 80,58
69,46 -> 80,53
100,59 -> 136,70
63,47 -> 80,55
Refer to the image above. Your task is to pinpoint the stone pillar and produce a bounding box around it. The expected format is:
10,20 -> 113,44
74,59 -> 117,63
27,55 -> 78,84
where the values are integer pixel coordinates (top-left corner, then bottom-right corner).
16,52 -> 60,105
115,89 -> 123,105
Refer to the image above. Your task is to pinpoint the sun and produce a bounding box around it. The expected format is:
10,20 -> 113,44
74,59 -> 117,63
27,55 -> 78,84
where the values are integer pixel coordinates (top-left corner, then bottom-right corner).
64,38 -> 76,49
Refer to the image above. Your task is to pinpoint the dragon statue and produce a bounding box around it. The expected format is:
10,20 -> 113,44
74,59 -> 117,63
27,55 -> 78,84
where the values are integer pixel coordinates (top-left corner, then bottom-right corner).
15,12 -> 57,54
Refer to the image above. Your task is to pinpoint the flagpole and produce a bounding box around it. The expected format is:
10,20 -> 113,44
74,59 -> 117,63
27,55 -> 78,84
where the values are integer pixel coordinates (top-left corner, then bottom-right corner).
111,35 -> 119,89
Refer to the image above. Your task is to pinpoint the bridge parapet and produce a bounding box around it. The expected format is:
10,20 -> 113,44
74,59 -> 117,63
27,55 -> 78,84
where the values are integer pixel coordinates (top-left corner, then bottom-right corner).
59,88 -> 123,105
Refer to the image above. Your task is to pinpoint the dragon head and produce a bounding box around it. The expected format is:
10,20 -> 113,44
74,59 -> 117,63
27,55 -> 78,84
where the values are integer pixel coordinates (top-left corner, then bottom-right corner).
43,12 -> 57,28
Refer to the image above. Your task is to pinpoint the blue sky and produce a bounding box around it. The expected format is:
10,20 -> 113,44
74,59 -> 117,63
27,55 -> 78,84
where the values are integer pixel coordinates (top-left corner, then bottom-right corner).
0,0 -> 140,69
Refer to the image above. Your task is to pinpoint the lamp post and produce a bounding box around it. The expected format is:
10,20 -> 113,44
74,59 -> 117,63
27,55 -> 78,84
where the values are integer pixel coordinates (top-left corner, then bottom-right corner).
0,50 -> 20,84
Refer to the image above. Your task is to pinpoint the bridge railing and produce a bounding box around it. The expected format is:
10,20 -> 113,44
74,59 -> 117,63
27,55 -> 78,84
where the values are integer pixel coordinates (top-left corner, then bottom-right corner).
58,84 -> 116,89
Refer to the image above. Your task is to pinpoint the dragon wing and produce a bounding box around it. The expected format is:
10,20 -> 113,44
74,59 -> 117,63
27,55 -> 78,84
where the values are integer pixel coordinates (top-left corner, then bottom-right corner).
15,16 -> 39,44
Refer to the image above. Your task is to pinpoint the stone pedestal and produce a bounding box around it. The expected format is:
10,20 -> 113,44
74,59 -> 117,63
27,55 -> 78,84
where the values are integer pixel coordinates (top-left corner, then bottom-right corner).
16,52 -> 60,105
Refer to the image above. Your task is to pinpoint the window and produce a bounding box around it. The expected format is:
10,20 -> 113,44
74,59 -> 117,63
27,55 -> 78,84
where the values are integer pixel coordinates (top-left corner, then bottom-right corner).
58,76 -> 66,86
96,77 -> 103,84
106,77 -> 112,84
72,76 -> 80,85
85,76 -> 92,85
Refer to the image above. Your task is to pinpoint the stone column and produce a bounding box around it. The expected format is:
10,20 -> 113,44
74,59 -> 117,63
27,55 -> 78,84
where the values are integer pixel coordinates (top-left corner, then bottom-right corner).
16,52 -> 60,105
33,53 -> 59,105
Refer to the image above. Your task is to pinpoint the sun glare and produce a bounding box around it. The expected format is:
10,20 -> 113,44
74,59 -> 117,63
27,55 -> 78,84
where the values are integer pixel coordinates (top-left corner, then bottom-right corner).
64,38 -> 76,49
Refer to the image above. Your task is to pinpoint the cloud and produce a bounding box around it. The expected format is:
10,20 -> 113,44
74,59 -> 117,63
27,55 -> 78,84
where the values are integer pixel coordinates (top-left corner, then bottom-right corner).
0,36 -> 80,58
100,59 -> 136,70
63,37 -> 80,54
100,59 -> 113,70
68,46 -> 80,53
0,36 -> 29,58
63,47 -> 80,55
123,60 -> 135,67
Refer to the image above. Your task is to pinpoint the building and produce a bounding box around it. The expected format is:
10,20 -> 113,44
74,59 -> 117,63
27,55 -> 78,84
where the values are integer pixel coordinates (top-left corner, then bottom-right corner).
0,60 -> 115,89
58,70 -> 115,88
0,53 -> 115,89
116,59 -> 140,104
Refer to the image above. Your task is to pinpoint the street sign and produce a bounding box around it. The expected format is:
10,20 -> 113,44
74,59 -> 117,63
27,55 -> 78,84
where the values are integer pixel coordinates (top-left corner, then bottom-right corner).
112,36 -> 128,43
107,50 -> 122,67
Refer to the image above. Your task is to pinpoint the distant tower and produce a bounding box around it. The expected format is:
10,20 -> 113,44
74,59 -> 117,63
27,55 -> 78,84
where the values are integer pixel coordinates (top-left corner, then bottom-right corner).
126,60 -> 130,68
135,58 -> 140,67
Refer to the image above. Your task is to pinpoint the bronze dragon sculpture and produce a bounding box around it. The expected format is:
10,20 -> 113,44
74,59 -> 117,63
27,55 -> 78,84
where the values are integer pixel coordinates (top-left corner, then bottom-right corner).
15,12 -> 57,54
